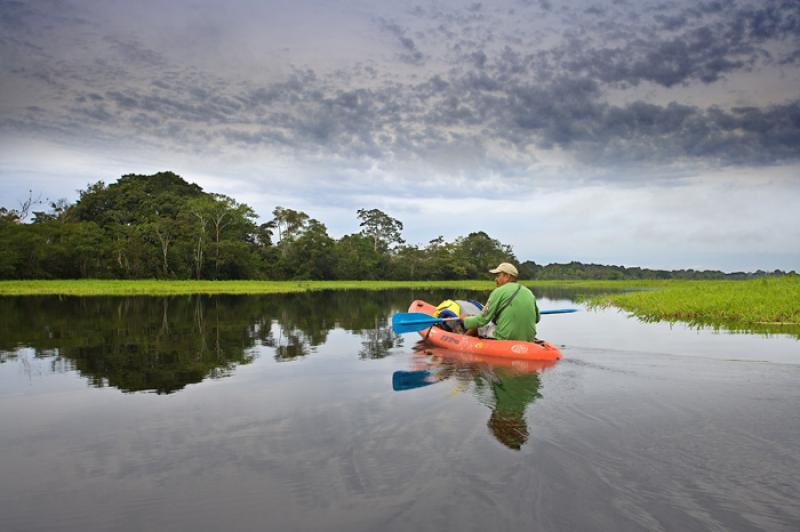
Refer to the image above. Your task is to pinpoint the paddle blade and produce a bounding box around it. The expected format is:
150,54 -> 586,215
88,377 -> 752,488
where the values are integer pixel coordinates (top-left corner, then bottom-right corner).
392,370 -> 436,391
540,308 -> 578,315
391,312 -> 442,334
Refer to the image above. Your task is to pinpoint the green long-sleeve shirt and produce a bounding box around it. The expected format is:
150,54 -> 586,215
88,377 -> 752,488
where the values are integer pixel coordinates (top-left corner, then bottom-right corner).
463,282 -> 540,341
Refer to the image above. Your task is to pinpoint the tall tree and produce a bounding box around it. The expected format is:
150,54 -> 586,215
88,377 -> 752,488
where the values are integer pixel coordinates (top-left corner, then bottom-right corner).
184,197 -> 211,279
285,219 -> 335,279
333,234 -> 383,279
424,236 -> 467,279
390,244 -> 427,280
271,207 -> 309,244
455,231 -> 517,277
147,213 -> 179,277
206,194 -> 257,278
356,208 -> 404,252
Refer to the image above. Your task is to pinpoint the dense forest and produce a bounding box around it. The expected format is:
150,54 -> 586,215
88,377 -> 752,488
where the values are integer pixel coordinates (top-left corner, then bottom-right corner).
0,172 -> 792,280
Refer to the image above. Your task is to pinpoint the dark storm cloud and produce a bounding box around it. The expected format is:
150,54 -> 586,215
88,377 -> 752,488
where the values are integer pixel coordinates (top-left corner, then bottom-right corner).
653,13 -> 688,31
781,47 -> 800,64
493,77 -> 604,148
423,70 -> 800,166
213,80 -> 406,160
74,89 -> 227,126
563,31 -> 752,87
557,0 -> 800,87
0,0 -> 43,31
397,0 -> 798,91
3,0 -> 799,178
517,0 -> 552,10
376,18 -> 425,65
584,5 -> 606,16
76,104 -> 115,123
584,100 -> 800,165
104,37 -> 167,68
1,0 -> 92,54
45,42 -> 797,172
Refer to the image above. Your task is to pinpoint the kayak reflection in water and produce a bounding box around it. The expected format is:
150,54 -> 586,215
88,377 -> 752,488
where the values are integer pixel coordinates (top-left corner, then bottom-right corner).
394,346 -> 551,450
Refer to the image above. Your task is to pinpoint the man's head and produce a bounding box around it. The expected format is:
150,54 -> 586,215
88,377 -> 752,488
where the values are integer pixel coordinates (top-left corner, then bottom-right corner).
488,411 -> 529,450
489,262 -> 518,287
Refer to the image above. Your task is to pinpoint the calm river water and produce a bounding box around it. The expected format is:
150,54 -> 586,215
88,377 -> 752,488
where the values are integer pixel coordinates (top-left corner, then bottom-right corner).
1,289 -> 798,531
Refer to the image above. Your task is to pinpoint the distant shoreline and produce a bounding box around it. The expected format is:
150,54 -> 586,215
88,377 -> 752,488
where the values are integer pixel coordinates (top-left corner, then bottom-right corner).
0,278 -> 710,296
0,279 -> 504,296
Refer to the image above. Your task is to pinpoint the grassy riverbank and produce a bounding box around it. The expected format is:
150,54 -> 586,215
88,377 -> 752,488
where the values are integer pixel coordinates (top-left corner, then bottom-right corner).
0,278 -> 677,296
2,277 -> 798,336
586,276 -> 800,335
0,279 -> 501,296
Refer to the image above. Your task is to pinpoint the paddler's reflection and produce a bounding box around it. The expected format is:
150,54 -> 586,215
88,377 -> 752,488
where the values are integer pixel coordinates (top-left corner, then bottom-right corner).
484,369 -> 542,450
394,346 -> 552,450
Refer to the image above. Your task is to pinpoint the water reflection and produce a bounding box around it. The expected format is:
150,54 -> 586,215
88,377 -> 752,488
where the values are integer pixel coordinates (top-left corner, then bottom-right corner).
0,287 -> 637,396
3,289 -> 799,532
395,344 -> 556,450
262,290 -> 411,360
530,285 -> 629,301
0,291 -> 426,393
0,296 -> 262,393
359,316 -> 396,359
627,312 -> 800,340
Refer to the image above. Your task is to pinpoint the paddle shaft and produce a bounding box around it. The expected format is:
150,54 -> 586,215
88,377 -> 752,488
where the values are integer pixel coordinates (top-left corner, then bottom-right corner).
392,307 -> 577,334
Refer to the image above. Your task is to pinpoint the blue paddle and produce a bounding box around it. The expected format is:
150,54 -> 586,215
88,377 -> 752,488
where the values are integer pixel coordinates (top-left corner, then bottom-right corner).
391,308 -> 577,334
392,370 -> 437,391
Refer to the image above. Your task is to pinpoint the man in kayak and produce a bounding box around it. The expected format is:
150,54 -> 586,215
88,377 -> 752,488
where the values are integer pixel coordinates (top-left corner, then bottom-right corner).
463,262 -> 540,342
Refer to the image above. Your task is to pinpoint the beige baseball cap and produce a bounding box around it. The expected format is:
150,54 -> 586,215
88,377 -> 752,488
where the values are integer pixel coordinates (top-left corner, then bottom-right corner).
489,262 -> 518,276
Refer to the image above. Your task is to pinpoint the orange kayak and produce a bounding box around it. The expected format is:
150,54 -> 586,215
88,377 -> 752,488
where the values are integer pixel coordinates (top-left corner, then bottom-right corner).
408,300 -> 563,361
412,345 -> 558,372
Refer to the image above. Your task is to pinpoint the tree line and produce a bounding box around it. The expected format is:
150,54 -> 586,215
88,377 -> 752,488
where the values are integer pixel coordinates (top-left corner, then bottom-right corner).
0,171 -> 792,280
516,261 -> 791,281
0,172 -> 515,280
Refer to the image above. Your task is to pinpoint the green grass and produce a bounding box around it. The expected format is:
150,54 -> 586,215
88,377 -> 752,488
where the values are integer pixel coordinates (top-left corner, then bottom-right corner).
0,279 -> 499,296
0,278 -> 679,296
586,276 -> 800,337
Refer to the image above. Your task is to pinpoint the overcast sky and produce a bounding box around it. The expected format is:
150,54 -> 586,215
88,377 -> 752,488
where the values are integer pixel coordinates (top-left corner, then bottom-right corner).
1,0 -> 798,271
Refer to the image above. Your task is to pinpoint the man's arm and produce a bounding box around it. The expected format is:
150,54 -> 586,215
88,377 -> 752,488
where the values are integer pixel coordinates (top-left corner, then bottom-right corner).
463,290 -> 499,330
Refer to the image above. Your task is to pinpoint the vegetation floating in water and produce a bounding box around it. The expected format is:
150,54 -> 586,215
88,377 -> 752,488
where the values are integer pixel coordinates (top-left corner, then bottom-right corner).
586,276 -> 800,338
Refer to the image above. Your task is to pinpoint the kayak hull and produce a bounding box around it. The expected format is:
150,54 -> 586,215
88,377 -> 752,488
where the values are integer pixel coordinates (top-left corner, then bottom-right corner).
408,300 -> 563,361
412,345 -> 558,372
